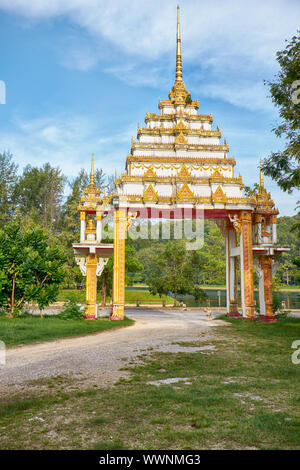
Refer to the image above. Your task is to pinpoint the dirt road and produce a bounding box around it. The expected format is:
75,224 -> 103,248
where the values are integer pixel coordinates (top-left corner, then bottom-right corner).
0,309 -> 226,396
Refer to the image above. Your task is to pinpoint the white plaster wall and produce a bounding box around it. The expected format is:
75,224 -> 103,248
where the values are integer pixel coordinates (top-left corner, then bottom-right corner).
157,184 -> 173,196
122,182 -> 144,195
223,185 -> 243,197
129,163 -> 234,178
162,106 -> 175,114
139,135 -> 220,146
188,136 -> 220,145
162,121 -> 174,129
185,108 -> 198,115
189,122 -> 210,130
132,149 -> 228,159
192,185 -> 212,197
120,181 -> 242,201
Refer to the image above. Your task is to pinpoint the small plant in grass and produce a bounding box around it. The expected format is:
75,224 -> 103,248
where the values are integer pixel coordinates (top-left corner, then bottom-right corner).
58,296 -> 83,320
94,439 -> 126,450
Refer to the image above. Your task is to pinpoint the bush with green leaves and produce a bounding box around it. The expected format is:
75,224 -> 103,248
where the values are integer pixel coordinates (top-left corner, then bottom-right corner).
0,221 -> 66,316
58,296 -> 84,320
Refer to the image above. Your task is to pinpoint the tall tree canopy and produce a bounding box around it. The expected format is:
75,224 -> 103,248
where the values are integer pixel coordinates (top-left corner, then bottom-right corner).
0,222 -> 66,316
262,32 -> 300,192
147,240 -> 205,306
0,151 -> 18,224
15,163 -> 66,232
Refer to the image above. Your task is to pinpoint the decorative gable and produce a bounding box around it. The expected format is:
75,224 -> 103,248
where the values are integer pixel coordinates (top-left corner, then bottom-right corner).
143,184 -> 158,201
212,185 -> 226,202
175,120 -> 186,131
177,183 -> 194,201
178,165 -> 191,178
211,169 -> 222,179
175,132 -> 188,145
144,167 -> 156,178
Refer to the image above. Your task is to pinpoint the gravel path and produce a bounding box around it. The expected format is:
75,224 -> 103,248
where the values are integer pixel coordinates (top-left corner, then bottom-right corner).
0,309 -> 226,396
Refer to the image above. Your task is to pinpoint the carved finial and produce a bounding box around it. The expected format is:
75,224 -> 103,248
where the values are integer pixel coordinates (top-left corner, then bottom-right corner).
176,5 -> 183,83
90,153 -> 95,187
260,159 -> 264,188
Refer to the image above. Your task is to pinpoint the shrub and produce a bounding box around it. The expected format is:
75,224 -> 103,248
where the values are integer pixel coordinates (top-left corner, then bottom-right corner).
58,296 -> 84,320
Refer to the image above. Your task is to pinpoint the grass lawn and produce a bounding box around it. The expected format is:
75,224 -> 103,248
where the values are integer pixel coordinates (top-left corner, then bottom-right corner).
0,316 -> 300,449
0,315 -> 134,348
57,289 -> 174,305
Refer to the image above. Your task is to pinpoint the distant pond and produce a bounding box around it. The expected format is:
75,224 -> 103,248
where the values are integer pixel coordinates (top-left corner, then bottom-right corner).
126,286 -> 300,309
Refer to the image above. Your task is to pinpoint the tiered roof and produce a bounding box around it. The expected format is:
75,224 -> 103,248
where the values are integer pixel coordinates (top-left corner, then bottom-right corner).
115,7 -> 266,211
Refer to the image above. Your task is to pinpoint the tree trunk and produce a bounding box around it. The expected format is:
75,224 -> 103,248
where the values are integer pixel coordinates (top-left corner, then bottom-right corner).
10,275 -> 15,317
101,274 -> 107,307
173,289 -> 177,307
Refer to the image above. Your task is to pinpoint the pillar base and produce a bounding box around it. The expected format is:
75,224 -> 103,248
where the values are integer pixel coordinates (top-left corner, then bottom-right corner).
243,316 -> 257,321
109,315 -> 124,321
84,314 -> 96,320
227,312 -> 242,319
259,314 -> 277,323
110,304 -> 124,321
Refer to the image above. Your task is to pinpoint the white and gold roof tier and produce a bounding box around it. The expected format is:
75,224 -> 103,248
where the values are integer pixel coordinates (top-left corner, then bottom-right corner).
115,6 -> 253,211
253,161 -> 279,218
78,154 -> 112,214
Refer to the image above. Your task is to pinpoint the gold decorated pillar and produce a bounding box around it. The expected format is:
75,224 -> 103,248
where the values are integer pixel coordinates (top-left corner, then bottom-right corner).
259,256 -> 276,322
85,253 -> 97,319
240,211 -> 255,319
111,206 -> 127,320
85,219 -> 98,319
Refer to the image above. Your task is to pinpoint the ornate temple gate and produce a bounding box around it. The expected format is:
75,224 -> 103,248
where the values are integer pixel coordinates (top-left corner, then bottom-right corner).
74,7 -> 288,322
73,155 -> 114,319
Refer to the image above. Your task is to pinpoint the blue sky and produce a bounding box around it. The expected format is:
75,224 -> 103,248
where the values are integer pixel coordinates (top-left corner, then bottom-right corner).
0,0 -> 299,216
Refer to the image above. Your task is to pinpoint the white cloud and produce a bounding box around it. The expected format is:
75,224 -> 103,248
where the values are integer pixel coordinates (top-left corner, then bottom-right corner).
0,0 -> 299,110
60,45 -> 99,71
0,113 -> 131,178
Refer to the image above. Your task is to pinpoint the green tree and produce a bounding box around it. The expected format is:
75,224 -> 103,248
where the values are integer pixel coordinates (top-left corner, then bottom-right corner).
0,222 -> 66,317
197,222 -> 226,285
15,163 -> 66,232
0,151 -> 18,224
277,215 -> 300,285
262,33 -> 300,192
147,240 -> 203,306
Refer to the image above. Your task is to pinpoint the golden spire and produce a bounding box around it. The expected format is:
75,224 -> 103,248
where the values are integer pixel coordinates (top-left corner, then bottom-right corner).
89,153 -> 95,187
176,5 -> 182,83
260,159 -> 264,188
